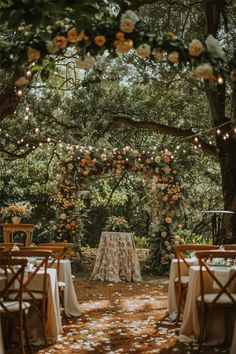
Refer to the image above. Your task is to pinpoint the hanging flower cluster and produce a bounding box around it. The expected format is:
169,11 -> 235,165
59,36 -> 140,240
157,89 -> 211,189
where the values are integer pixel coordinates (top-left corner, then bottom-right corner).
1,9 -> 234,87
50,173 -> 86,243
56,147 -> 182,272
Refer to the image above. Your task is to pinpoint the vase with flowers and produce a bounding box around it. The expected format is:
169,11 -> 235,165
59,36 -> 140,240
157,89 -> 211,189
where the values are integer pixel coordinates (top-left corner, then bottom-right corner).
2,202 -> 32,224
104,216 -> 130,232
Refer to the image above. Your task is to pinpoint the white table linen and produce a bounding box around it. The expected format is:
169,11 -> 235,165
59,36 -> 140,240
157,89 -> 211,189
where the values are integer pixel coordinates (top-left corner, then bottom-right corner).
168,258 -> 195,316
178,265 -> 236,346
27,268 -> 62,345
90,232 -> 142,282
58,259 -> 80,317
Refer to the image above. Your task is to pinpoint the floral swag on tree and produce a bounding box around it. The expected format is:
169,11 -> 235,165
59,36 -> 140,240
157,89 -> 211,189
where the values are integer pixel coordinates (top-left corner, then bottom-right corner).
0,5 -> 235,86
54,147 -> 182,273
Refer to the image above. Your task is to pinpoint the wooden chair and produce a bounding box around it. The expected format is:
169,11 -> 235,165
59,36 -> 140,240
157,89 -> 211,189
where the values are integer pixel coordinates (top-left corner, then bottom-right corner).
38,242 -> 73,259
6,249 -> 52,346
195,250 -> 236,347
24,245 -> 67,316
223,244 -> 236,250
174,244 -> 220,323
0,257 -> 31,354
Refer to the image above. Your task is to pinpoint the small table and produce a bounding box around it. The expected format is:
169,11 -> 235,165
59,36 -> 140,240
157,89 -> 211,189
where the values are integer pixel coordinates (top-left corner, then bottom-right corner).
202,210 -> 234,244
1,223 -> 35,246
90,231 -> 142,282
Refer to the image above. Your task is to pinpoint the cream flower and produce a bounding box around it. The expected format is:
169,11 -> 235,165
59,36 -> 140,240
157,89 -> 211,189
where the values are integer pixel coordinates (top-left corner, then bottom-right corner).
161,231 -> 167,238
192,63 -> 215,80
188,39 -> 204,57
205,35 -> 226,60
120,10 -> 139,33
136,43 -> 151,58
165,217 -> 172,224
100,153 -> 107,160
120,18 -> 136,33
168,51 -> 179,63
60,213 -> 67,220
76,55 -> 95,69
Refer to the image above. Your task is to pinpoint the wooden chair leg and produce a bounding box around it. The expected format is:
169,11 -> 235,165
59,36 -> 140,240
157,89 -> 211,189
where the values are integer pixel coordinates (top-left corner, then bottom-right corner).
17,313 -> 25,354
23,311 -> 31,354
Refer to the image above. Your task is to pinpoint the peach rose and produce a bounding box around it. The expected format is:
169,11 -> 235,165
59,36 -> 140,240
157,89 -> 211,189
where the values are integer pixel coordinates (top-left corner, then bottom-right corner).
52,36 -> 68,50
189,39 -> 204,57
94,35 -> 106,47
168,51 -> 179,63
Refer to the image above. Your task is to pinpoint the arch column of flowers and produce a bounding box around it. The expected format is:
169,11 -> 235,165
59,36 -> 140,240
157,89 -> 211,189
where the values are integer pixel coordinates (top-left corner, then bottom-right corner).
52,147 -> 182,273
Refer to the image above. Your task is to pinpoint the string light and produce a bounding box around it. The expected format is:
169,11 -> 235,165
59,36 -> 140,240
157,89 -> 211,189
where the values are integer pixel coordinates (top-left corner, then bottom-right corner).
218,76 -> 224,85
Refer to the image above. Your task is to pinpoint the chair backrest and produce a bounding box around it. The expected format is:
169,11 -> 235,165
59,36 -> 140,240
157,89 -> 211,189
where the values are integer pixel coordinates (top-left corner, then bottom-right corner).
195,250 -> 236,305
0,257 -> 27,314
38,242 -> 73,259
0,242 -> 24,250
175,244 -> 220,267
5,250 -> 52,301
223,244 -> 236,250
22,246 -> 64,279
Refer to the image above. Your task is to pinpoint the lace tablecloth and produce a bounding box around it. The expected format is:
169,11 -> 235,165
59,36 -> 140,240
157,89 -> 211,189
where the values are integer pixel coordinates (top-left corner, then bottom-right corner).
90,231 -> 142,282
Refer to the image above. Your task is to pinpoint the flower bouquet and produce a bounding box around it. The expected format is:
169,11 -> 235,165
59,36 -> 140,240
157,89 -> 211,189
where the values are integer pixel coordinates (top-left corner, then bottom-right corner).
104,216 -> 130,232
2,202 -> 32,223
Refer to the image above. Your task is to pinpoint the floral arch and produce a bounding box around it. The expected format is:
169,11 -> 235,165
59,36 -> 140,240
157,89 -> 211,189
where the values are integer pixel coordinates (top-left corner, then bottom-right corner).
53,147 -> 182,273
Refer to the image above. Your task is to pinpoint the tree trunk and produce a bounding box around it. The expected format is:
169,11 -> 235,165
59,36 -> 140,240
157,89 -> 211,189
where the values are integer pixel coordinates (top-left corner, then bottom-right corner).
205,83 -> 236,243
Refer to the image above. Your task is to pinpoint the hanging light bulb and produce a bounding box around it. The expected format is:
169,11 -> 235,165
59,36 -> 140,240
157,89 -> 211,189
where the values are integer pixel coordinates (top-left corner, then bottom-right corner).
216,129 -> 221,135
194,137 -> 199,143
217,76 -> 224,85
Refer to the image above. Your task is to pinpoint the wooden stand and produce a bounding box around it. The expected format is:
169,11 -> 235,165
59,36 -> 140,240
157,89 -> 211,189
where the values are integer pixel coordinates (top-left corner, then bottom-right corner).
1,224 -> 35,246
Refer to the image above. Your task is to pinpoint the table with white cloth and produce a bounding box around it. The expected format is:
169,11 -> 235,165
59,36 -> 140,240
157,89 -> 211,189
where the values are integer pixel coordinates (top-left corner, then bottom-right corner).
27,267 -> 62,345
168,258 -> 195,316
90,231 -> 142,282
57,259 -> 80,317
0,267 -> 62,350
178,265 -> 236,347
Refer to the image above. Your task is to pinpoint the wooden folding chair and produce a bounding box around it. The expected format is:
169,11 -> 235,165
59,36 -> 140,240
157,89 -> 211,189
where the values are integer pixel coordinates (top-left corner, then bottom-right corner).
6,249 -> 52,346
223,244 -> 236,250
38,242 -> 73,259
24,245 -> 67,317
195,250 -> 236,347
0,257 -> 31,354
174,244 -> 219,323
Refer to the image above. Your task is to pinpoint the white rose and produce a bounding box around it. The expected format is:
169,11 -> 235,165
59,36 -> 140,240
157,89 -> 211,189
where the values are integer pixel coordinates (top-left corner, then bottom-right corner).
120,18 -> 135,33
121,10 -> 139,22
205,35 -> 226,60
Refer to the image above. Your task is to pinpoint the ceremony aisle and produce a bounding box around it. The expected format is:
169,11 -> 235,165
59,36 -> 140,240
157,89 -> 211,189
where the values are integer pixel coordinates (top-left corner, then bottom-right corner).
6,274 -> 230,354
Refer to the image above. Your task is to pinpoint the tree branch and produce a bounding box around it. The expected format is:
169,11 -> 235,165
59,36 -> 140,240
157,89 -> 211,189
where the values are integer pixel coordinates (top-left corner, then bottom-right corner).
109,116 -> 218,157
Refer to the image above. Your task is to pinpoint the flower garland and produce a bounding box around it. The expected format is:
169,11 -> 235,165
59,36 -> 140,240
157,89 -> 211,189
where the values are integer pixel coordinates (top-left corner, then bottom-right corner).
56,147 -> 182,272
1,9 -> 235,87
